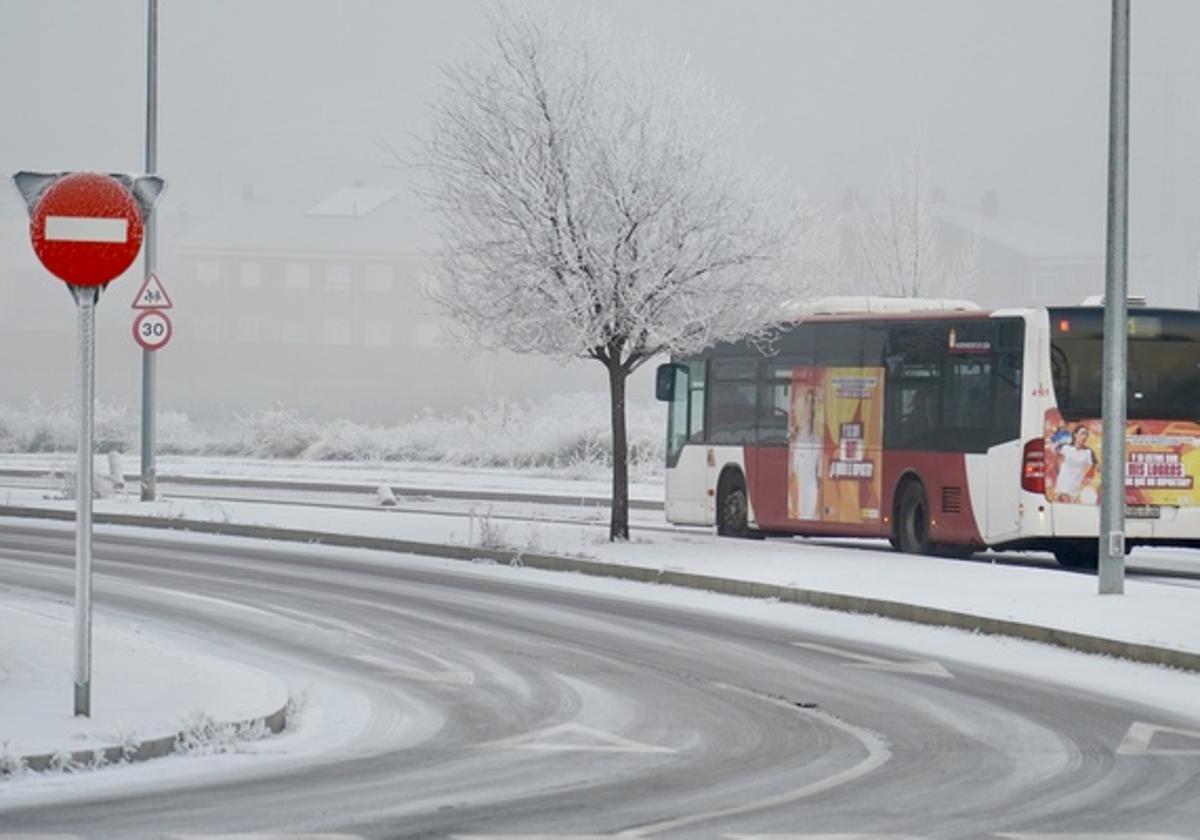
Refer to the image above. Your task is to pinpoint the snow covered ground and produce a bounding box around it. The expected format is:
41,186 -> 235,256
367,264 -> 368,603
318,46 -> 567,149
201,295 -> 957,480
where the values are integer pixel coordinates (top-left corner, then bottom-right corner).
3,456 -> 1200,796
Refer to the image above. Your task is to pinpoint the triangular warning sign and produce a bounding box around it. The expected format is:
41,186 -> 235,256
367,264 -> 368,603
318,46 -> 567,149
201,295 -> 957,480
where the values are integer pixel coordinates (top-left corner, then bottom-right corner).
131,272 -> 172,309
479,722 -> 675,754
1116,720 -> 1200,755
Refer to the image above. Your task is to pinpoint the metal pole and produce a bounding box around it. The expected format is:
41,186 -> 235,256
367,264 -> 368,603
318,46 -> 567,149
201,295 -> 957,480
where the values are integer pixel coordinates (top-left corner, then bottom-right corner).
1099,0 -> 1130,595
140,0 -> 158,501
73,285 -> 100,717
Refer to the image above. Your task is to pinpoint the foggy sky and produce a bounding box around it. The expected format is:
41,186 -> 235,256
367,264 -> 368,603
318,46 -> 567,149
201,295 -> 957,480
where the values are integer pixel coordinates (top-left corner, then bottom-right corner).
3,0 -> 1200,415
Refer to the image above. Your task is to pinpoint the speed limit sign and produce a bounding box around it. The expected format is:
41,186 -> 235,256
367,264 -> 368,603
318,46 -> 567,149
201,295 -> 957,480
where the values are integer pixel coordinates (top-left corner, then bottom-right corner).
132,308 -> 173,350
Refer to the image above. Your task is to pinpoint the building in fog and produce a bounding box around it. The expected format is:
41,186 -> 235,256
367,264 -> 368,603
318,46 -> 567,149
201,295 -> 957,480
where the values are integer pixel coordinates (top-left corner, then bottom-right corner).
0,185 -> 595,422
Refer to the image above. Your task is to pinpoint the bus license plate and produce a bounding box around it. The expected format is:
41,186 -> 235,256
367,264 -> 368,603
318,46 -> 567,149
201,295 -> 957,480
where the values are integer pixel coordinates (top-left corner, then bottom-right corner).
1126,504 -> 1161,519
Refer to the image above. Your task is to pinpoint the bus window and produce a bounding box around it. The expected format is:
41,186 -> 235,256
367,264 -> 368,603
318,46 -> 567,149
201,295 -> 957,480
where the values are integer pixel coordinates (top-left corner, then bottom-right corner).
709,359 -> 757,445
1050,308 -> 1200,422
687,360 -> 706,443
758,363 -> 794,446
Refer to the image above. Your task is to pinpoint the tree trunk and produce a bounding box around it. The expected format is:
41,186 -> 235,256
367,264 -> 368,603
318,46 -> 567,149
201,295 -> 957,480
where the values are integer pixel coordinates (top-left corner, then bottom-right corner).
606,360 -> 630,541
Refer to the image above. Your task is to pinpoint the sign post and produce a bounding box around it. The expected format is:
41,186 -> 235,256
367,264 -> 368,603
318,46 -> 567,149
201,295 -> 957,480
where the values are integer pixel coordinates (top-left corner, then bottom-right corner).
12,170 -> 163,717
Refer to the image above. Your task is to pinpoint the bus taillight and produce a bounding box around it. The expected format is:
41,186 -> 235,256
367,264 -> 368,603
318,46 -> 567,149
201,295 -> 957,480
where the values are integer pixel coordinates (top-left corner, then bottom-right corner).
1021,438 -> 1046,494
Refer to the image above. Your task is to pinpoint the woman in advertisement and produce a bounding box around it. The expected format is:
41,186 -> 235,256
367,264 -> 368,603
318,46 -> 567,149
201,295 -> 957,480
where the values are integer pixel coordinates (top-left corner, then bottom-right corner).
1053,424 -> 1098,503
789,384 -> 821,520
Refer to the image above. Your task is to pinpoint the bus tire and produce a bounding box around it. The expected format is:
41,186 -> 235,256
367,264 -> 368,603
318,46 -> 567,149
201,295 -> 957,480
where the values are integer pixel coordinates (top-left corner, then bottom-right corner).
717,472 -> 752,538
896,481 -> 933,555
1053,542 -> 1098,570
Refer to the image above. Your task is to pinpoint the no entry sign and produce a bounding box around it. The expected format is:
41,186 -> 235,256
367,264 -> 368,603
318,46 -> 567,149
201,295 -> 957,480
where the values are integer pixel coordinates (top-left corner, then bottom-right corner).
132,309 -> 173,351
13,170 -> 164,288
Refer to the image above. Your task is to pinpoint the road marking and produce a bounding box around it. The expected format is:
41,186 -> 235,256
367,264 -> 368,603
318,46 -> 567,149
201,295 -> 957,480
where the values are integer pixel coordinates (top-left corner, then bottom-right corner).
169,834 -> 364,839
792,641 -> 954,679
625,683 -> 891,836
1115,720 -> 1200,756
350,653 -> 474,686
724,835 -> 924,839
479,722 -> 675,754
996,834 -> 1192,839
44,216 -> 128,243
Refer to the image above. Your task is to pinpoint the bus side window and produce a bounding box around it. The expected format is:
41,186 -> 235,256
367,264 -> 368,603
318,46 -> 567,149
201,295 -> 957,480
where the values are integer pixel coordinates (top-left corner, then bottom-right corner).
709,359 -> 757,445
758,364 -> 792,446
687,360 -> 706,443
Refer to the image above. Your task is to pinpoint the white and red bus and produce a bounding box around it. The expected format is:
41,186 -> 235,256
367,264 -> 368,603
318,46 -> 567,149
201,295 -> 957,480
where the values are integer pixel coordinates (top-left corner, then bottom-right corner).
655,297 -> 1200,568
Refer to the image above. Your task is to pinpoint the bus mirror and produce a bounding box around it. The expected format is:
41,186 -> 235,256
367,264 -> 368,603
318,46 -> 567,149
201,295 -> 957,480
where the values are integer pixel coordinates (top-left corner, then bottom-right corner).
655,363 -> 684,401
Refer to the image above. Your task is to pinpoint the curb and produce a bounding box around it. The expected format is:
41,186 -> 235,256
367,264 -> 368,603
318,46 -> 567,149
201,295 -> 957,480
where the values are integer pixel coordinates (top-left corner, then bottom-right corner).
0,468 -> 664,511
3,505 -> 1200,676
5,702 -> 288,777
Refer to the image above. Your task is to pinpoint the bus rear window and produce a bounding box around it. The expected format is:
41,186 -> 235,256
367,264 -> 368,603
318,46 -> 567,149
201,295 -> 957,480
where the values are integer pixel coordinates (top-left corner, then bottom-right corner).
1049,308 -> 1200,422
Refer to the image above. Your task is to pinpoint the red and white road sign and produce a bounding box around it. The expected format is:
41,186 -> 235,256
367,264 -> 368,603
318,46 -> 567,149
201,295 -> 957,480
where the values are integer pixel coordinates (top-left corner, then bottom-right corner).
132,309 -> 172,351
29,172 -> 144,287
131,272 -> 173,309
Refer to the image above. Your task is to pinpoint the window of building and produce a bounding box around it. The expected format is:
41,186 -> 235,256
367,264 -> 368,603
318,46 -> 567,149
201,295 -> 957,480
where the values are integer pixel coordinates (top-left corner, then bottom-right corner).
364,264 -> 394,292
321,319 -> 352,346
239,261 -> 262,288
285,262 -> 311,290
364,320 -> 393,346
197,260 -> 221,288
325,264 -> 351,291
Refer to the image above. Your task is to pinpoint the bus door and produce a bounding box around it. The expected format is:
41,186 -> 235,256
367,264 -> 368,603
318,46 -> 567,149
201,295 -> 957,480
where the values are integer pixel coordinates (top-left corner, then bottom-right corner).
661,360 -> 710,525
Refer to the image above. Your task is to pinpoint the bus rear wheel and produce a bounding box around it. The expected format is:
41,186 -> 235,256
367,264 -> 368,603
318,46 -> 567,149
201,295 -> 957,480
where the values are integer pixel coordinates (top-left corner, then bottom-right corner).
896,482 -> 933,555
1053,542 -> 1099,570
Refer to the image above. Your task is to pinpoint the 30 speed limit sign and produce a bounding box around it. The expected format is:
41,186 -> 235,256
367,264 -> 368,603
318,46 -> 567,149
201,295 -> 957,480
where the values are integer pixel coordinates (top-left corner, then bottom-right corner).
132,308 -> 173,350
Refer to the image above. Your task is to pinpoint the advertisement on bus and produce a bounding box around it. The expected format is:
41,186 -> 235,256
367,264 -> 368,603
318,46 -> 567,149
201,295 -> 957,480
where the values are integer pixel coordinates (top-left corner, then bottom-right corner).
789,366 -> 885,523
1043,408 -> 1200,507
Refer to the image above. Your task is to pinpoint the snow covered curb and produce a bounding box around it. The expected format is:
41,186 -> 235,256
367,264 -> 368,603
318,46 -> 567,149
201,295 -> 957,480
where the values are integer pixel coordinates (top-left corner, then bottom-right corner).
4,504 -> 1199,674
4,703 -> 289,777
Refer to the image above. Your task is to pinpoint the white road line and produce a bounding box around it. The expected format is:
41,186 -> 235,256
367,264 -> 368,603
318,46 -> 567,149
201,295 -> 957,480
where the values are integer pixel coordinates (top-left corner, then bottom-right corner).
44,216 -> 128,243
792,641 -> 954,679
453,836 -> 625,839
478,721 -> 675,754
626,683 -> 892,836
724,835 -> 925,839
996,834 -> 1192,839
169,834 -> 364,839
1115,720 -> 1200,756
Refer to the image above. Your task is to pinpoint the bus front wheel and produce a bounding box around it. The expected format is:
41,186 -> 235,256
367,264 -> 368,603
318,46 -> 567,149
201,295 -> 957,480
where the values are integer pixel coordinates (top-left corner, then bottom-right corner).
896,482 -> 933,555
717,473 -> 751,538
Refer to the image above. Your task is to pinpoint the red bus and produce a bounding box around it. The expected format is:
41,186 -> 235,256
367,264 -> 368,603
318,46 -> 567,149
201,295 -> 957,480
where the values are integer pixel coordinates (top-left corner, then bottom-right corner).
655,297 -> 1200,568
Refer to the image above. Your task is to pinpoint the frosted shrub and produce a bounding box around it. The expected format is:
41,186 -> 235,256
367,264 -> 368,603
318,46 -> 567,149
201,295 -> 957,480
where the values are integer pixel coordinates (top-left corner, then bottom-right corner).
227,407 -> 321,459
0,392 -> 666,477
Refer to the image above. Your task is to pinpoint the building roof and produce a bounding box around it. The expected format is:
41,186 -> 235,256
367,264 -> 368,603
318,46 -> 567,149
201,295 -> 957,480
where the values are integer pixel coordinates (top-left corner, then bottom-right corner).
936,202 -> 1105,262
175,185 -> 430,259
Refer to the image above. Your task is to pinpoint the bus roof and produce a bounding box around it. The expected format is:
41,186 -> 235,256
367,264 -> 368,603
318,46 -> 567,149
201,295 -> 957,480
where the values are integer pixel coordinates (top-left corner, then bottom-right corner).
783,296 -> 982,319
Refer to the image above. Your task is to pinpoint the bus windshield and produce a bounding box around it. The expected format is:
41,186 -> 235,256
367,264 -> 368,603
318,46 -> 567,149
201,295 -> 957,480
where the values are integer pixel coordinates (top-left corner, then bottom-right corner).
1049,307 -> 1200,422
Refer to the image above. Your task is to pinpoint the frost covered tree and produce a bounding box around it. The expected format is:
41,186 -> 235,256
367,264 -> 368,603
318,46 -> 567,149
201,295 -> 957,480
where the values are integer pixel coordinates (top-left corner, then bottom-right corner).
417,3 -> 825,540
848,148 -> 978,299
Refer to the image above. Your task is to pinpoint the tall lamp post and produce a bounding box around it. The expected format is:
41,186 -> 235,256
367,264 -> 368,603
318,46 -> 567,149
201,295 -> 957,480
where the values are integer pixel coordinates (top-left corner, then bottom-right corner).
1099,0 -> 1130,595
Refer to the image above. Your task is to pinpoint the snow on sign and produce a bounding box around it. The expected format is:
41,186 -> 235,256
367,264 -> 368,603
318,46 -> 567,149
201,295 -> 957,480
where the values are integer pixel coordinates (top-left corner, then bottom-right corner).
13,170 -> 164,288
132,273 -> 173,309
132,309 -> 173,351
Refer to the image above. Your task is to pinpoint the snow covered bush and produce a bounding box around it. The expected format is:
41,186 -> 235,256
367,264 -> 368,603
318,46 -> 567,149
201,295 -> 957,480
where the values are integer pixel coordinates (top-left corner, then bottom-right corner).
0,392 -> 666,479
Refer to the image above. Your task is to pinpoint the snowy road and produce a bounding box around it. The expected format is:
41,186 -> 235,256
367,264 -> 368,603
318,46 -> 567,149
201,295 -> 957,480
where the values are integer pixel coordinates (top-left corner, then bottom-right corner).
2,524 -> 1199,838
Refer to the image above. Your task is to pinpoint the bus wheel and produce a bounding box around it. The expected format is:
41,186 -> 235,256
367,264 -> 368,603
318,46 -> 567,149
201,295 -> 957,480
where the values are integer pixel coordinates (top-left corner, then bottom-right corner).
1053,542 -> 1098,570
896,482 -> 933,555
717,474 -> 750,538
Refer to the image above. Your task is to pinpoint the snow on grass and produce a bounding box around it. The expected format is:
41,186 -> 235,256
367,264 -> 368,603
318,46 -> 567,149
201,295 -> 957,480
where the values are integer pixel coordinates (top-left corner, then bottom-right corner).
0,393 -> 665,480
